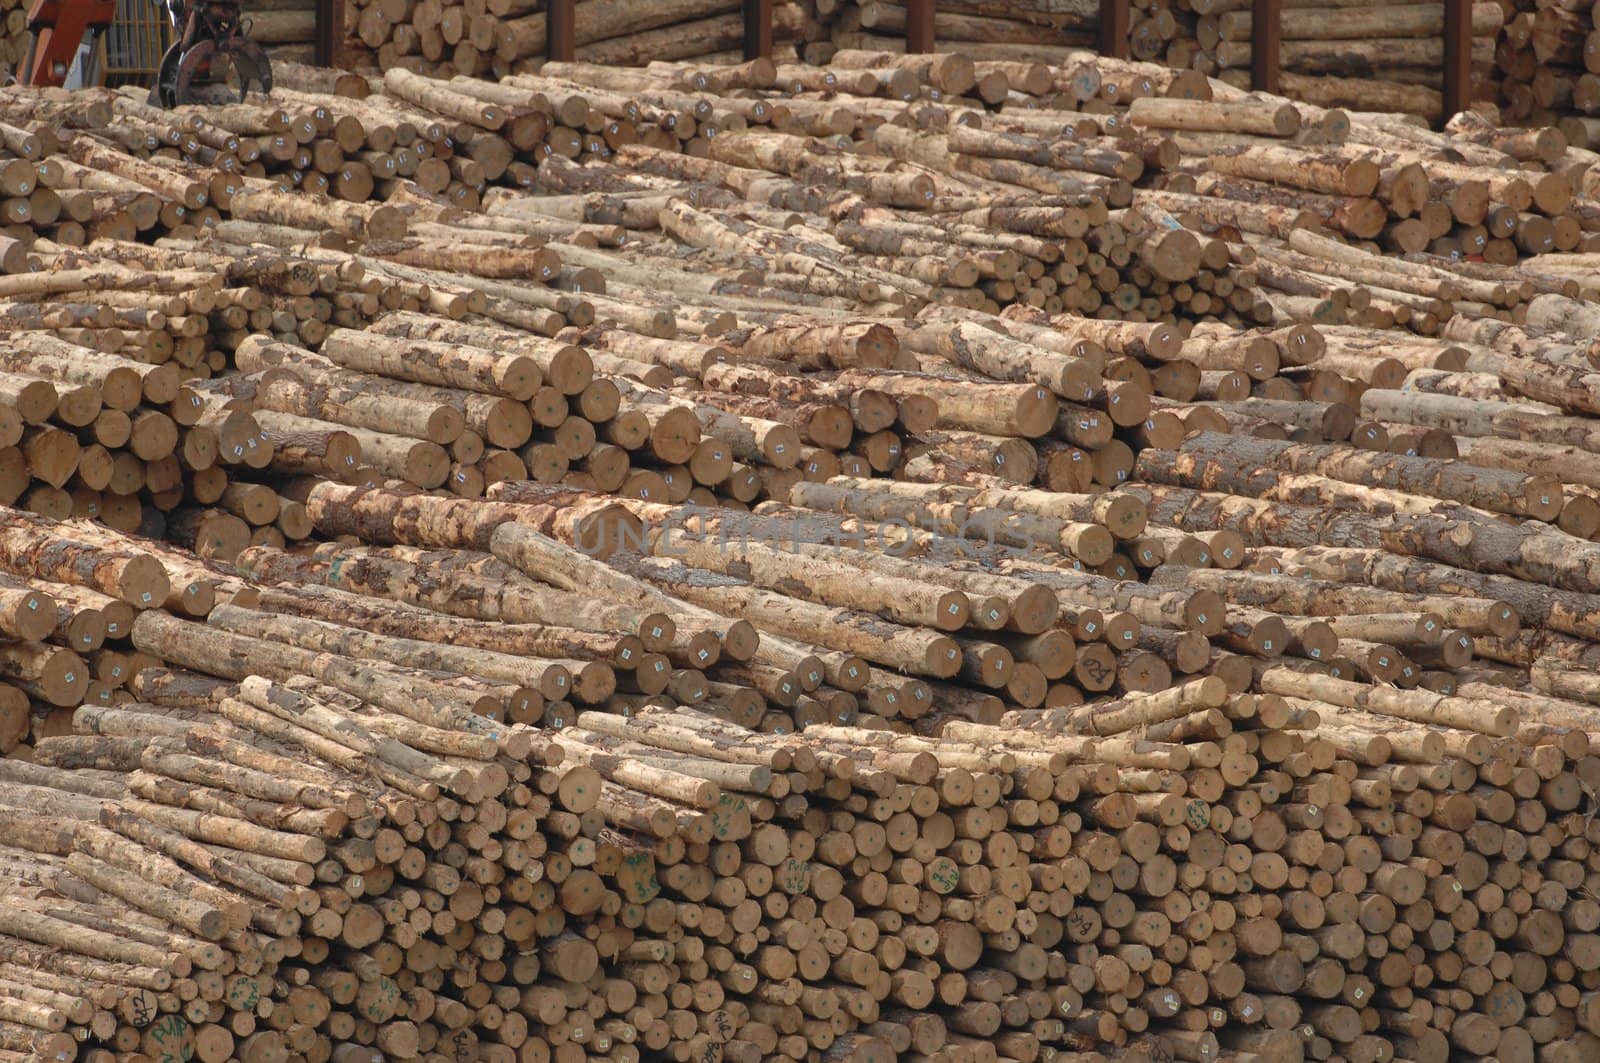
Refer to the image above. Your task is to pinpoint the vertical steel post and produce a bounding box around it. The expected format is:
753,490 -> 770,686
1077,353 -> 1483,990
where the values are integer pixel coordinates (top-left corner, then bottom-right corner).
1100,0 -> 1130,59
1442,0 -> 1471,127
742,0 -> 773,61
906,0 -> 935,53
1251,0 -> 1281,94
547,0 -> 575,62
314,0 -> 344,67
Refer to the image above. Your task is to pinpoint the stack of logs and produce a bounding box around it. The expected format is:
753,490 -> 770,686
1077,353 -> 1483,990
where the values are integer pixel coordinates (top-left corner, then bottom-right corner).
320,0 -> 1600,138
0,107 -> 298,554
320,0 -> 1600,143
5,56 -> 1600,590
3,60 -> 1600,530
7,0 -> 1588,134
1135,0 -> 1600,134
2,470 -> 1600,1061
814,0 -> 1098,64
341,0 -> 817,77
1485,0 -> 1600,130
13,46 -> 1597,279
0,0 -> 23,80
1119,0 -> 1504,122
252,0 -> 323,65
0,126 -> 329,562
7,47 -> 1600,1063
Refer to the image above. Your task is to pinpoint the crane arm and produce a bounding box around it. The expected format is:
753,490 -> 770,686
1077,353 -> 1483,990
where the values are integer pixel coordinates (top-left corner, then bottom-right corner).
21,0 -> 120,88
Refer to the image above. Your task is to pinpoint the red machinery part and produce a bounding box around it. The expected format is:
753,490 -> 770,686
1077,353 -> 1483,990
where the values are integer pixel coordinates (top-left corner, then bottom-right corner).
22,0 -> 119,87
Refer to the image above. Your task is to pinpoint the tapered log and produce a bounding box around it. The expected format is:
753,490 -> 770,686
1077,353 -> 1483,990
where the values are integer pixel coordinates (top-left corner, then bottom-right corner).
615,553 -> 962,678
1166,431 -> 1563,520
227,180 -> 407,242
1129,97 -> 1301,137
204,602 -> 588,701
305,482 -> 641,558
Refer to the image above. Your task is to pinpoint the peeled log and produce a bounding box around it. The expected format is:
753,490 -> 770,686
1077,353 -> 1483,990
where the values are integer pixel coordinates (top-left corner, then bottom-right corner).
1128,97 -> 1301,137
304,482 -> 643,558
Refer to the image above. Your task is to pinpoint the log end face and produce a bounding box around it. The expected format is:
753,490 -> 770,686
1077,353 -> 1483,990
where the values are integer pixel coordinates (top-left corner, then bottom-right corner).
1533,172 -> 1573,216
428,407 -> 468,446
121,555 -> 174,610
895,394 -> 939,435
1009,585 -> 1061,636
499,356 -> 542,402
1345,159 -> 1382,199
1487,601 -> 1521,639
1297,621 -> 1338,663
720,621 -> 760,663
926,636 -> 962,679
574,663 -> 616,704
932,592 -> 971,633
556,764 -> 602,814
1015,387 -> 1060,439
365,204 -> 408,243
1193,675 -> 1230,709
402,442 -> 450,490
928,54 -> 977,97
1150,229 -> 1203,283
1066,525 -> 1115,569
1149,324 -> 1183,362
1251,615 -> 1289,658
857,325 -> 900,370
1101,495 -> 1149,541
34,1033 -> 77,1061
1521,477 -> 1564,522
10,591 -> 58,642
763,426 -> 804,470
1271,103 -> 1302,137
497,729 -> 533,761
196,907 -> 229,941
1491,705 -> 1518,738
1186,590 -> 1227,635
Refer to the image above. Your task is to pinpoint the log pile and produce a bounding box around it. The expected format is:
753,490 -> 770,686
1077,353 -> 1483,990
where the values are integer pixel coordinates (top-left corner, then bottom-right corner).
815,0 -> 1098,64
1128,0 -> 1600,133
1122,0 -> 1505,122
0,0 -> 24,80
760,0 -> 1600,132
0,55 -> 1597,558
251,0 -> 323,65
340,0 -> 816,77
10,0 -> 1600,136
2,476 -> 1600,1062
1489,0 -> 1598,130
9,50 -> 1600,1063
0,114 -> 365,559
0,64 -> 1248,521
1,57 -> 1598,543
0,110 -> 306,554
9,45 -> 1591,282
319,0 -> 1592,142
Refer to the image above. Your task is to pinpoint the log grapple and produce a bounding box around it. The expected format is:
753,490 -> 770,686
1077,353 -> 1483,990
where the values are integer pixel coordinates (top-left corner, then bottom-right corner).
149,0 -> 272,107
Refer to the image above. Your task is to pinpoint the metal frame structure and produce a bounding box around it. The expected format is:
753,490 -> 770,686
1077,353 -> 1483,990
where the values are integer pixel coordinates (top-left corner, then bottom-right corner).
308,0 -> 1477,131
